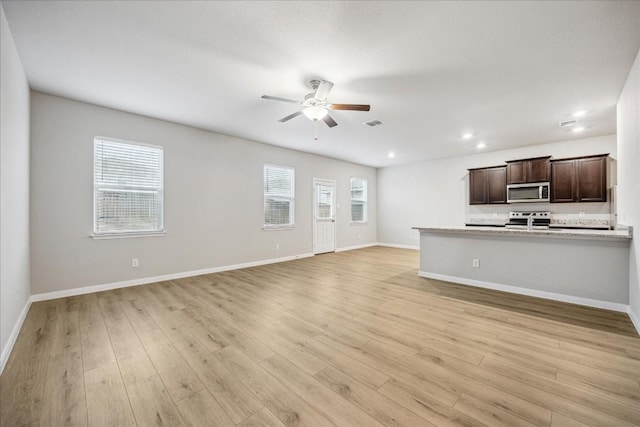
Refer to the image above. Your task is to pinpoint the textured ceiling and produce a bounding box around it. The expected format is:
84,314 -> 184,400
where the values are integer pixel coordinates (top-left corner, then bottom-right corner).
3,1 -> 640,167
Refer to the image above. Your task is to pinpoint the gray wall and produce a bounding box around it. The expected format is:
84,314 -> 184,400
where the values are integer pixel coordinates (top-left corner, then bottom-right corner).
1,4 -> 31,363
30,92 -> 377,295
617,48 -> 640,325
377,135 -> 616,248
419,231 -> 629,305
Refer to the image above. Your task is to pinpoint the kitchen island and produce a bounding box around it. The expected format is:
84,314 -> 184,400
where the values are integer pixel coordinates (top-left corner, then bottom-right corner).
413,226 -> 632,310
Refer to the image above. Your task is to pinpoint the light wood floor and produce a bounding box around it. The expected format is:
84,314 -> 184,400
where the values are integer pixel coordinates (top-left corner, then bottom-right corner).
1,247 -> 639,426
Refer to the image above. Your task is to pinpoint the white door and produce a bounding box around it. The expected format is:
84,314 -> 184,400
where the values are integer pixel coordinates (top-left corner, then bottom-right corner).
313,179 -> 336,254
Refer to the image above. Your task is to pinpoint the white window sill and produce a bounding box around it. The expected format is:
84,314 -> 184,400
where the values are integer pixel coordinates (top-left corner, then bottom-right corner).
263,225 -> 296,231
91,231 -> 166,240
351,221 -> 369,226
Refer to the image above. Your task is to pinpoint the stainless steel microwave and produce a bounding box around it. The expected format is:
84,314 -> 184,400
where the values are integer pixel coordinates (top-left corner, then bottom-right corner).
507,182 -> 550,203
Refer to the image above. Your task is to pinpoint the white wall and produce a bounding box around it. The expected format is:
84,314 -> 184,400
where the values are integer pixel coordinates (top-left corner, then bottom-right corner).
617,48 -> 640,326
0,4 -> 31,368
377,134 -> 616,247
30,92 -> 377,296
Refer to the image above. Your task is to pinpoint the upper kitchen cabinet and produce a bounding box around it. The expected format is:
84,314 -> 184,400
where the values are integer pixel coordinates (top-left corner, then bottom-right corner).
550,159 -> 577,202
469,166 -> 507,205
550,154 -> 608,203
577,155 -> 607,202
506,156 -> 551,184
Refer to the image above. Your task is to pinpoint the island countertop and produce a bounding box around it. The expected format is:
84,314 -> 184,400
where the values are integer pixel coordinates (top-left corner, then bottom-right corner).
412,225 -> 633,241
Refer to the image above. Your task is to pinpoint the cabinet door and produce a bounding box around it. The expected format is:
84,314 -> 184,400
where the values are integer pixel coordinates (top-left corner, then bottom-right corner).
577,157 -> 606,202
551,160 -> 577,202
469,169 -> 487,205
487,167 -> 507,204
527,158 -> 550,182
507,161 -> 527,184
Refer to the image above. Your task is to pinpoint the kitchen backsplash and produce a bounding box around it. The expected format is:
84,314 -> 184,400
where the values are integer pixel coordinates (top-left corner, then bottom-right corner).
550,213 -> 611,228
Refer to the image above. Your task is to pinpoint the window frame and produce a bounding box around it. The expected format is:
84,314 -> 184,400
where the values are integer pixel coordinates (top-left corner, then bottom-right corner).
263,164 -> 296,230
350,176 -> 368,224
92,136 -> 165,239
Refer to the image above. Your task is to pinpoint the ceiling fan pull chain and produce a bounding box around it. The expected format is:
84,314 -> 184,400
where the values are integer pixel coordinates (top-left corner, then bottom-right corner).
314,120 -> 319,141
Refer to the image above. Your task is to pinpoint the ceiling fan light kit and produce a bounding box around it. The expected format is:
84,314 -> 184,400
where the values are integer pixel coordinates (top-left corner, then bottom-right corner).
261,78 -> 371,133
302,106 -> 328,121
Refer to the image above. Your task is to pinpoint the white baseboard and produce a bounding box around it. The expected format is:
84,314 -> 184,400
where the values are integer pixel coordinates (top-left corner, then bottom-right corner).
0,298 -> 32,375
419,271 -> 630,313
628,307 -> 640,335
335,243 -> 378,252
378,242 -> 420,250
31,252 -> 314,303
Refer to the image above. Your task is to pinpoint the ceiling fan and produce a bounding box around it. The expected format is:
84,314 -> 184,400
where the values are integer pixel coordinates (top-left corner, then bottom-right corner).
261,79 -> 370,128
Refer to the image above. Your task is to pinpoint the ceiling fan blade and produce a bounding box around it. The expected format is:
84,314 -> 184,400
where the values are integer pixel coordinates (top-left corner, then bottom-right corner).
322,114 -> 338,128
262,95 -> 300,104
330,103 -> 370,111
314,80 -> 334,101
278,111 -> 303,122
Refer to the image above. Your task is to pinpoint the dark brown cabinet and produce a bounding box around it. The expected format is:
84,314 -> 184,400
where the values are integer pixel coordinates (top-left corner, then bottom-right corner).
577,156 -> 607,202
506,161 -> 526,184
551,154 -> 607,203
469,154 -> 607,205
550,159 -> 577,202
469,166 -> 507,205
506,157 -> 551,184
469,169 -> 487,205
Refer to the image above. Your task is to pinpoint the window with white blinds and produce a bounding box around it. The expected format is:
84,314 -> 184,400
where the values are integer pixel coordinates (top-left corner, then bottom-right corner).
264,164 -> 295,228
94,137 -> 164,236
350,177 -> 368,223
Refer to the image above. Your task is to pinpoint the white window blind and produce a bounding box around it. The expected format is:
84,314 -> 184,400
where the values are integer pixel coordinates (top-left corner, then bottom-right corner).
264,165 -> 295,227
94,137 -> 164,236
350,177 -> 368,223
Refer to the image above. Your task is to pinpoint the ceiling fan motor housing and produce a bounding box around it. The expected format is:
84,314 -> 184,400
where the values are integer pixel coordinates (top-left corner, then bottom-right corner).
304,93 -> 324,107
308,79 -> 322,90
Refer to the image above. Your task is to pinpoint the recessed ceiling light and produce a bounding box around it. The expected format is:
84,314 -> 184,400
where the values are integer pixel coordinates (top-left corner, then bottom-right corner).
388,151 -> 395,158
573,110 -> 587,118
462,133 -> 474,140
476,142 -> 486,149
572,126 -> 585,133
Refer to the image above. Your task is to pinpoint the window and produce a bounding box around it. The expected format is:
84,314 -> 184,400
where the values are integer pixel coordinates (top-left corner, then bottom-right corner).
350,177 -> 367,223
94,137 -> 164,236
316,184 -> 333,219
264,164 -> 295,228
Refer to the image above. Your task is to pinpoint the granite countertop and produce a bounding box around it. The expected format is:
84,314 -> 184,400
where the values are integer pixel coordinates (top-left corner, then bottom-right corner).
412,226 -> 633,241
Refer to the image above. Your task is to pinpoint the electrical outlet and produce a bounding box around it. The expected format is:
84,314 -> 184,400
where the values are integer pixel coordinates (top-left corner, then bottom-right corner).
579,211 -> 586,218
414,235 -> 419,240
131,258 -> 139,268
493,212 -> 498,217
472,259 -> 480,268
276,243 -> 280,250
357,234 -> 362,239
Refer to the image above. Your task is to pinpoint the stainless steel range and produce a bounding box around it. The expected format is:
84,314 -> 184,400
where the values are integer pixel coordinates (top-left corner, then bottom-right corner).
505,211 -> 551,230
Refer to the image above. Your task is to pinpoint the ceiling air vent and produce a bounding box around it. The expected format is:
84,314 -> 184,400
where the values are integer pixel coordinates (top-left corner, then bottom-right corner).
559,120 -> 576,128
364,119 -> 384,127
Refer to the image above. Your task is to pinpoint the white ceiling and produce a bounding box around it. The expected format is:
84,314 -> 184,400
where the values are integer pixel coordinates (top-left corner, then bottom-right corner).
3,1 -> 639,167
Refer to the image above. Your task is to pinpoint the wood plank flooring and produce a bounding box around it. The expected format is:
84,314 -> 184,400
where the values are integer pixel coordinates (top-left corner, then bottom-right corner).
1,246 -> 639,426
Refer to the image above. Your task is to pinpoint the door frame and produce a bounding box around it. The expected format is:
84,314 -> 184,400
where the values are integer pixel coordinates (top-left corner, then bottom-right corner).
312,178 -> 337,254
